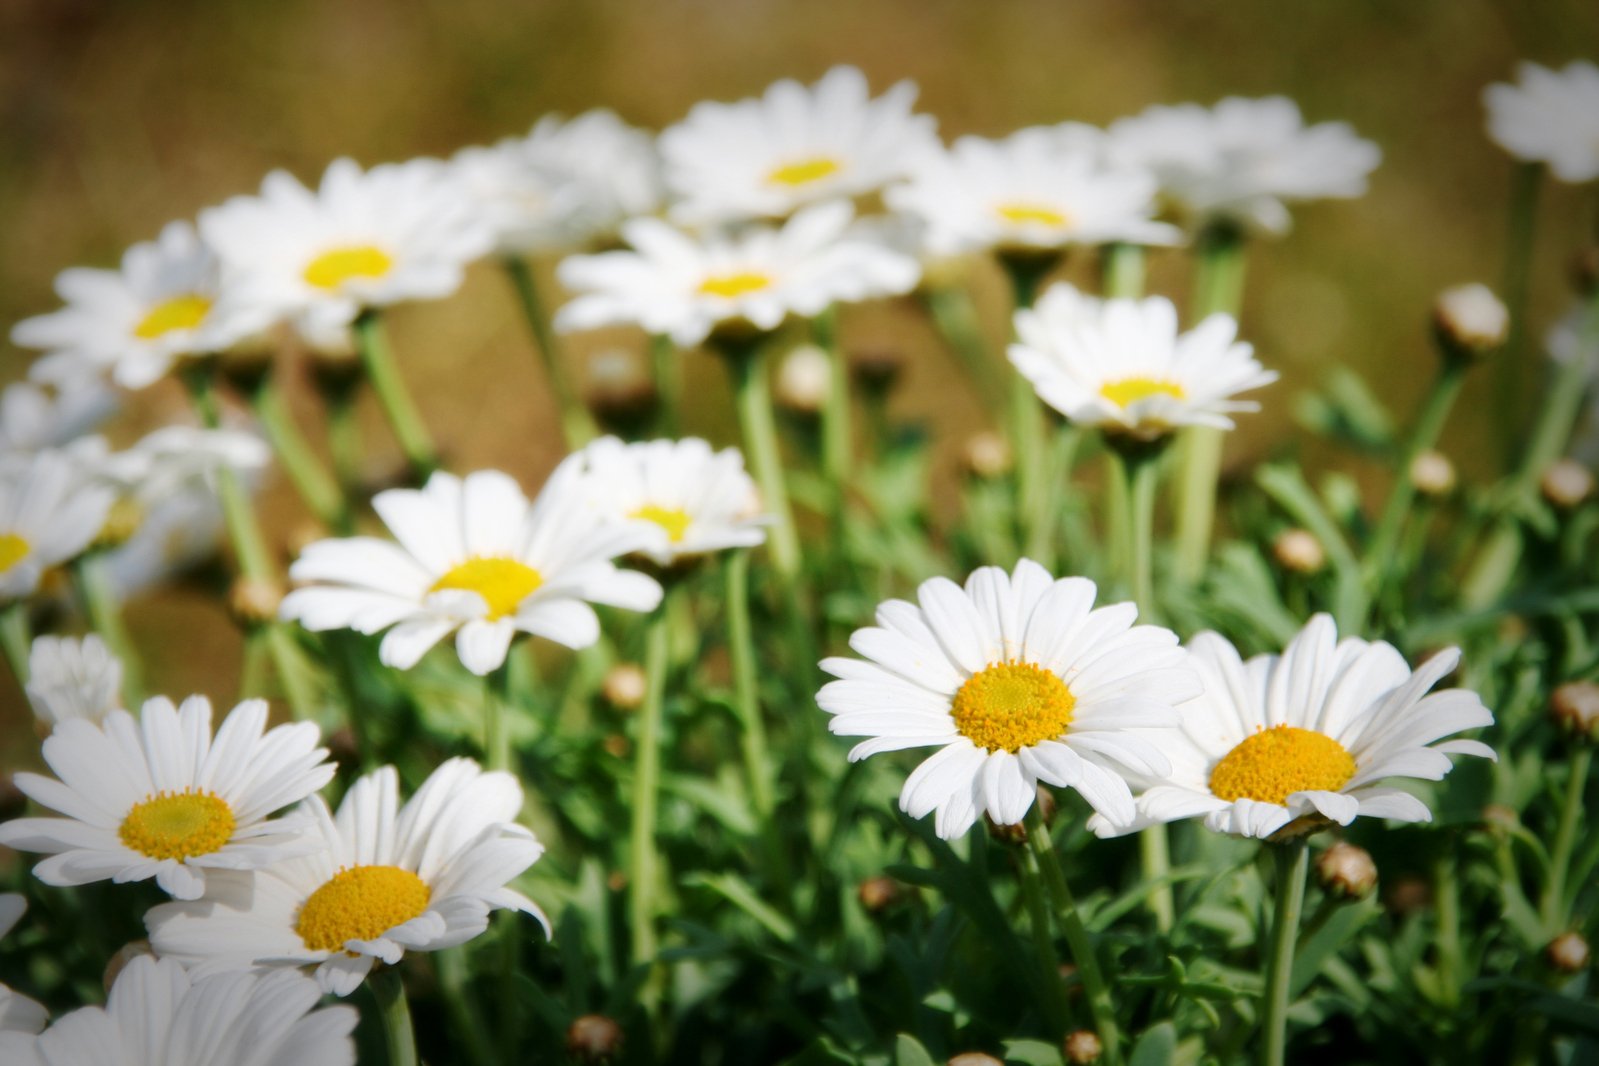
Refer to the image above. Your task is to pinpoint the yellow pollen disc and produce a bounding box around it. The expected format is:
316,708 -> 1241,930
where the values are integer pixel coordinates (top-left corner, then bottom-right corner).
1099,377 -> 1186,409
118,789 -> 236,861
295,865 -> 431,953
303,245 -> 395,290
995,201 -> 1070,228
1208,725 -> 1357,806
698,272 -> 772,300
133,294 -> 212,340
630,504 -> 692,543
950,661 -> 1076,753
429,557 -> 543,620
0,533 -> 30,574
766,156 -> 843,188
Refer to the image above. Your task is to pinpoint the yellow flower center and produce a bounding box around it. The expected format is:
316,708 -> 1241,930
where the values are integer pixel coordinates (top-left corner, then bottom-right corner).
766,156 -> 843,188
950,661 -> 1076,753
303,245 -> 395,290
0,533 -> 30,574
429,557 -> 543,620
630,504 -> 692,543
295,865 -> 432,953
698,272 -> 772,300
118,789 -> 236,860
133,294 -> 212,340
995,202 -> 1070,228
1099,377 -> 1186,409
1208,725 -> 1358,806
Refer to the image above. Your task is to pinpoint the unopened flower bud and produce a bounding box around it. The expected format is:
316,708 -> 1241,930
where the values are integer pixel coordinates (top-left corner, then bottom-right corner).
1383,874 -> 1432,916
1433,283 -> 1508,361
228,576 -> 284,628
1481,804 -> 1521,834
584,348 -> 657,430
602,663 -> 647,712
1541,459 -> 1594,510
1547,932 -> 1591,974
1272,529 -> 1325,575
601,734 -> 630,759
775,344 -> 830,416
1316,841 -> 1377,900
566,1014 -> 624,1063
103,940 -> 153,994
1410,450 -> 1456,497
962,431 -> 1012,480
857,875 -> 904,914
1064,1030 -> 1103,1064
947,1054 -> 1003,1066
93,497 -> 144,550
851,346 -> 905,394
1551,681 -> 1599,741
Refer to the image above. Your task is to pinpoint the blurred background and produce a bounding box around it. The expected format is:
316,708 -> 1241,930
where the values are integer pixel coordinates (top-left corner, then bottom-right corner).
1,0 -> 1597,742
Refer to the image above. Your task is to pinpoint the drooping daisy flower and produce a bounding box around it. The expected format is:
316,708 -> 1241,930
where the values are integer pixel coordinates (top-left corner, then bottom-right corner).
556,201 -> 920,348
885,131 -> 1180,258
660,65 -> 939,224
0,449 -> 115,601
26,635 -> 124,729
1106,97 -> 1381,234
0,895 -> 46,1035
1091,615 -> 1496,841
13,221 -> 266,390
818,560 -> 1199,838
200,157 -> 493,339
281,464 -> 663,675
0,955 -> 356,1066
573,436 -> 768,567
1008,283 -> 1276,441
0,695 -> 335,900
0,379 -> 118,455
1484,62 -> 1599,183
147,758 -> 547,996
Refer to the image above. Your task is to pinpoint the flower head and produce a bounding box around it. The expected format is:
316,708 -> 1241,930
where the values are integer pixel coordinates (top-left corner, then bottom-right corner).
26,635 -> 124,729
0,895 -> 46,1035
0,379 -> 118,456
0,449 -> 115,601
1484,61 -> 1599,183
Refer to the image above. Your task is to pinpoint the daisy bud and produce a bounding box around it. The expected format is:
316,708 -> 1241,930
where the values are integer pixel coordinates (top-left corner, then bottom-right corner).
603,663 -> 648,712
1272,528 -> 1325,574
1064,1029 -> 1104,1064
228,576 -> 284,629
1432,283 -> 1508,361
851,346 -> 905,394
1546,931 -> 1591,974
1540,458 -> 1595,510
102,940 -> 154,995
775,344 -> 830,417
1481,804 -> 1522,834
961,431 -> 1013,479
567,1014 -> 624,1063
857,875 -> 905,914
93,497 -> 144,550
1315,841 -> 1377,900
602,734 -> 631,759
1410,450 -> 1457,497
1550,681 -> 1599,741
947,1054 -> 1004,1066
584,348 -> 657,430
1383,875 -> 1432,917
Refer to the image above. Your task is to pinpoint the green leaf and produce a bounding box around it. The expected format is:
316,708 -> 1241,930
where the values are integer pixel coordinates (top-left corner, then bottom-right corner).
1001,1037 -> 1064,1065
1290,898 -> 1377,997
1127,1020 -> 1178,1066
894,1033 -> 938,1066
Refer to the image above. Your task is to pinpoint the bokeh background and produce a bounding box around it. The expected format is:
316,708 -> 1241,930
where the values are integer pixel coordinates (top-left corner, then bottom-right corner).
2,0 -> 1597,747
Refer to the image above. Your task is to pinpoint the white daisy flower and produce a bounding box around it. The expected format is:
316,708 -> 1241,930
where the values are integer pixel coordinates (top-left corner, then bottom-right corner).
0,895 -> 47,1036
660,65 -> 939,224
1008,282 -> 1277,441
0,379 -> 118,455
556,200 -> 920,348
1484,61 -> 1599,183
884,132 -> 1180,258
146,758 -> 548,997
0,449 -> 115,601
0,695 -> 335,900
817,560 -> 1200,839
94,425 -> 271,505
26,634 -> 124,729
0,955 -> 356,1066
452,109 -> 662,254
573,436 -> 768,567
281,464 -> 663,676
1092,615 -> 1496,841
1106,97 -> 1381,234
200,157 -> 493,339
13,221 -> 266,391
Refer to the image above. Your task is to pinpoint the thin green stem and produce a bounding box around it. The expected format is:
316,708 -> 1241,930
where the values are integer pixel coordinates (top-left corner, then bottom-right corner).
70,553 -> 145,706
433,948 -> 494,1066
816,306 -> 851,535
1001,254 -> 1057,563
1015,832 -> 1073,1039
725,341 -> 802,581
249,376 -> 347,531
1262,840 -> 1310,1066
1101,242 -> 1146,298
353,310 -> 439,481
650,333 -> 680,438
505,256 -> 596,449
727,552 -> 780,864
0,601 -> 32,694
485,661 -> 512,774
371,966 -> 419,1066
1433,849 -> 1462,1009
1542,744 -> 1591,929
920,283 -> 1005,418
629,590 -> 674,1010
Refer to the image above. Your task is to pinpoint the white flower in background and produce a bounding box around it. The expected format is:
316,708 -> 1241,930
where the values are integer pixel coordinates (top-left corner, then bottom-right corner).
1484,61 -> 1599,183
0,955 -> 356,1066
1008,283 -> 1276,441
0,696 -> 335,900
661,65 -> 939,223
0,450 -> 114,601
148,759 -> 547,997
1092,615 -> 1496,841
26,635 -> 124,729
556,201 -> 920,348
453,109 -> 662,254
14,221 -> 265,390
281,465 -> 663,676
95,426 -> 270,504
1106,97 -> 1381,234
0,895 -> 46,1036
0,379 -> 118,455
574,436 -> 768,566
201,157 -> 493,339
818,560 -> 1199,839
886,132 -> 1180,257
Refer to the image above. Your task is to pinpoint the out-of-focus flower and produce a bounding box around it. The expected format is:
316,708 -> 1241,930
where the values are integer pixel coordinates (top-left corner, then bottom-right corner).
1484,62 -> 1599,183
1433,283 -> 1508,359
775,343 -> 831,415
25,635 -> 123,729
1272,529 -> 1326,575
1542,458 -> 1594,510
0,895 -> 46,1035
0,380 -> 118,456
1410,451 -> 1457,497
0,450 -> 115,601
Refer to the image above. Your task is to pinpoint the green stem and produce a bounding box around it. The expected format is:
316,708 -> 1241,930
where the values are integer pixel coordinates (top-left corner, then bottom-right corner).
371,967 -> 419,1066
1015,831 -> 1073,1039
725,341 -> 802,581
433,949 -> 494,1066
1497,162 -> 1543,463
1542,744 -> 1591,930
0,601 -> 32,694
727,551 -> 786,887
1101,242 -> 1146,298
1434,849 -> 1461,1009
70,553 -> 144,707
505,256 -> 596,449
1001,254 -> 1057,563
921,283 -> 1005,418
249,376 -> 347,531
650,333 -> 680,438
1262,841 -> 1309,1066
816,306 -> 851,533
485,661 -> 512,773
629,590 -> 673,1008
353,311 -> 439,481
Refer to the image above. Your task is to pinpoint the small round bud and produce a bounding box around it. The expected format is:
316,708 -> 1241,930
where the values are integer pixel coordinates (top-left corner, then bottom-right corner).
857,876 -> 904,914
947,1054 -> 1004,1066
1064,1029 -> 1104,1064
566,1014 -> 624,1063
103,940 -> 153,994
1433,283 -> 1508,360
1550,681 -> 1599,741
1315,841 -> 1377,900
984,814 -> 1028,846
228,577 -> 284,628
1410,450 -> 1456,497
1546,931 -> 1591,974
1383,874 -> 1432,916
774,344 -> 830,416
1541,459 -> 1594,510
584,348 -> 657,429
1272,529 -> 1325,575
601,734 -> 631,759
962,431 -> 1013,480
851,346 -> 905,393
1481,804 -> 1521,834
93,497 -> 144,550
606,870 -> 627,893
602,663 -> 648,712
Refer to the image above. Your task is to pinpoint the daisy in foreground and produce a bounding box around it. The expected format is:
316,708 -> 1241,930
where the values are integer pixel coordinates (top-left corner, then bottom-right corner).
1483,60 -> 1599,184
1009,282 -> 1276,441
1091,614 -> 1496,841
281,465 -> 663,675
817,560 -> 1199,838
0,696 -> 334,900
147,759 -> 547,996
0,955 -> 356,1066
